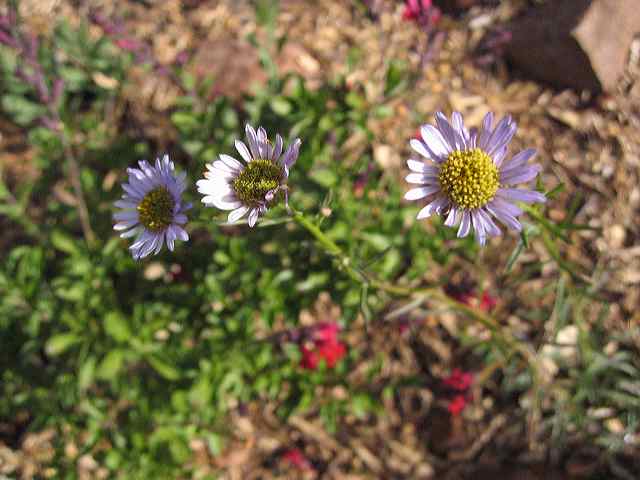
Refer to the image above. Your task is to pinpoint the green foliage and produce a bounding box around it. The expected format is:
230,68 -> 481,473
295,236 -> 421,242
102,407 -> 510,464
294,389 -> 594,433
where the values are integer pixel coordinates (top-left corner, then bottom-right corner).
0,13 -> 632,479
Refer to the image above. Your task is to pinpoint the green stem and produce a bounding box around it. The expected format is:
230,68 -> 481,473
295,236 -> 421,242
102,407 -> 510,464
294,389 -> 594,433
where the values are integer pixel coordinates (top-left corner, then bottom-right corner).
291,209 -> 364,285
291,209 -> 539,369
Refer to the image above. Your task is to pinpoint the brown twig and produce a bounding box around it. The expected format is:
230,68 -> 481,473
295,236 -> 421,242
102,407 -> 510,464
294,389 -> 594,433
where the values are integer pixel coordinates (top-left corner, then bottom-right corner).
63,141 -> 96,247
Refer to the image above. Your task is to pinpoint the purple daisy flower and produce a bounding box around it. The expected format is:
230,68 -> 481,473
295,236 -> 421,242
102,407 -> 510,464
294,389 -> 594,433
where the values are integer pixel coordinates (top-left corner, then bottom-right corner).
197,124 -> 300,227
405,111 -> 546,245
113,154 -> 191,260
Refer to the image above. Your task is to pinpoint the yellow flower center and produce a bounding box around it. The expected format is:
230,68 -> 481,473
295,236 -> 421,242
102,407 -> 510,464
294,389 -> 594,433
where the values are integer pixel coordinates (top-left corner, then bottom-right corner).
438,148 -> 499,209
137,186 -> 175,232
232,159 -> 283,206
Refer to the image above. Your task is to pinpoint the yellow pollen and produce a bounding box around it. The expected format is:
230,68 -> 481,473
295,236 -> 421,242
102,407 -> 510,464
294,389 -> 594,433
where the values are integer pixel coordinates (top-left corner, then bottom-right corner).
137,186 -> 175,232
232,159 -> 283,206
438,148 -> 499,209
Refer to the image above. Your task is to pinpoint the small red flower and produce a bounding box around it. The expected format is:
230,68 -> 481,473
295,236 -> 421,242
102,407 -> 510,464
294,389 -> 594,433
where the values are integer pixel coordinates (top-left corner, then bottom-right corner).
299,322 -> 347,370
403,0 -> 431,20
282,448 -> 311,470
313,322 -> 340,343
442,368 -> 473,391
447,395 -> 467,416
402,0 -> 441,25
479,291 -> 497,312
115,38 -> 142,52
450,290 -> 497,312
442,369 -> 474,416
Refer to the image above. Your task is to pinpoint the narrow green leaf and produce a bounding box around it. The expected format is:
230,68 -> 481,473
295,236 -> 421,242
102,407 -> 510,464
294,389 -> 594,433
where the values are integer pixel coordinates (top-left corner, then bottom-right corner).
45,332 -> 80,356
103,312 -> 132,343
97,349 -> 125,380
147,354 -> 180,381
51,230 -> 79,255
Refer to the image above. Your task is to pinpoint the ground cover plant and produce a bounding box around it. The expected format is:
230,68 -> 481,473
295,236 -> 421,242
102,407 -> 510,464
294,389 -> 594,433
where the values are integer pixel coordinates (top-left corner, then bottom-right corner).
1,0 -> 639,478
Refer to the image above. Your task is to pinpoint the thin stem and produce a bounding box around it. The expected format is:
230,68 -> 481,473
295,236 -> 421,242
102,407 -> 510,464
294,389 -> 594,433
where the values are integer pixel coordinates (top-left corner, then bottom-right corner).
291,209 -> 364,285
63,141 -> 96,247
291,208 -> 540,370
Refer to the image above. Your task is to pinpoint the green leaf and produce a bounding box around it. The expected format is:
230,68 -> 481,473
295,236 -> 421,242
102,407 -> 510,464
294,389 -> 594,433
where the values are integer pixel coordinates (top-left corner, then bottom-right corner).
45,332 -> 80,356
171,111 -> 199,132
361,232 -> 391,251
505,239 -> 525,273
206,433 -> 223,456
270,96 -> 291,115
1,94 -> 46,125
310,168 -> 337,188
296,272 -> 329,292
51,230 -> 79,255
147,354 -> 181,381
78,356 -> 97,391
97,349 -> 125,380
59,66 -> 88,90
350,393 -> 375,418
103,312 -> 132,343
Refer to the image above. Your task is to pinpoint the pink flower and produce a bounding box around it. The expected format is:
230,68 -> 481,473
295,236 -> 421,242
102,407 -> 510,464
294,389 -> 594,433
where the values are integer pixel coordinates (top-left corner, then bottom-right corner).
300,322 -> 347,370
447,395 -> 467,416
115,38 -> 142,52
403,0 -> 431,20
282,448 -> 311,470
442,368 -> 473,391
402,0 -> 441,25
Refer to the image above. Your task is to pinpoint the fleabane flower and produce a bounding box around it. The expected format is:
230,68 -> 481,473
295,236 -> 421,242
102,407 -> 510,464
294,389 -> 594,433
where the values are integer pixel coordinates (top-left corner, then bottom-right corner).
405,111 -> 546,245
197,124 -> 301,227
113,154 -> 190,260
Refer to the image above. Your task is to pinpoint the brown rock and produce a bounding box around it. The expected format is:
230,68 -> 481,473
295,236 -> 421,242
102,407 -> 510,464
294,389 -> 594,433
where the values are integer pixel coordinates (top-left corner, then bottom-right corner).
506,0 -> 640,92
190,38 -> 267,99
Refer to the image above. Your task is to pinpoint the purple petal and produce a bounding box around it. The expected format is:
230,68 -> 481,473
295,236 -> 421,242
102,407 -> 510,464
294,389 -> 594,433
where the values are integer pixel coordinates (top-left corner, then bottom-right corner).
457,211 -> 471,238
235,140 -> 253,163
219,154 -> 243,172
247,208 -> 259,227
120,227 -> 140,239
486,116 -> 516,157
272,134 -> 284,160
228,205 -> 249,223
256,127 -> 269,158
407,159 -> 439,174
245,124 -> 261,159
493,146 -> 508,168
416,196 -> 448,219
477,208 -> 501,237
501,148 -> 536,172
470,210 -> 487,245
478,112 -> 494,150
166,227 -> 176,251
500,164 -> 541,185
113,211 -> 138,222
282,139 -> 301,169
451,112 -> 470,149
405,185 -> 440,201
488,197 -> 522,217
435,112 -> 463,151
419,125 -> 451,160
174,226 -> 189,241
444,207 -> 458,227
114,219 -> 138,231
153,234 -> 165,255
497,188 -> 546,204
405,172 -> 438,184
